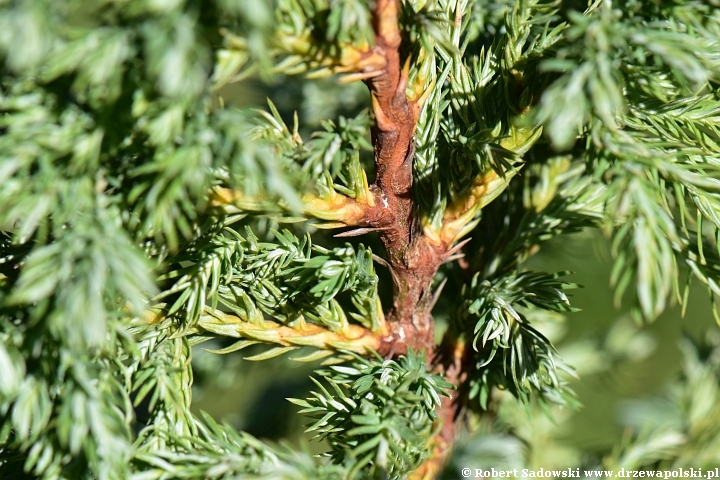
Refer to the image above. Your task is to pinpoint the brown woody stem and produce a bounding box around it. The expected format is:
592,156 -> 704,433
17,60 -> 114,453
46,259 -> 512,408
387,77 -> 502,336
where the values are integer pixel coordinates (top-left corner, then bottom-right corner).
357,0 -> 447,358
360,1 -> 463,475
411,335 -> 469,480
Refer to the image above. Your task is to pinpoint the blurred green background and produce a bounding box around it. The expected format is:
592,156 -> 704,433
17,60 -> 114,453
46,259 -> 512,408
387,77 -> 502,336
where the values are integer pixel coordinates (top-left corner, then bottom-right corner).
189,76 -> 717,467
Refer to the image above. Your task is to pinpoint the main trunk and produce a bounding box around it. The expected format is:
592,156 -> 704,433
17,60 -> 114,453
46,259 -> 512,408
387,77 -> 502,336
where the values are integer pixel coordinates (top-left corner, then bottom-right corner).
365,1 -> 465,477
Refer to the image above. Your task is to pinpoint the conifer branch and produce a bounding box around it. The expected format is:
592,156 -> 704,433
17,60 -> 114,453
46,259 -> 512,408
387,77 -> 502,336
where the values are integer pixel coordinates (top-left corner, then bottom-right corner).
210,186 -> 371,226
4,1 -> 720,478
197,309 -> 386,356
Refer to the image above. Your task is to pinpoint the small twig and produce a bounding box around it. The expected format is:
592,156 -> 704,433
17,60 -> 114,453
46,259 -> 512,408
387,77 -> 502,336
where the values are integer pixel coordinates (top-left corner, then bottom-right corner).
428,278 -> 448,312
441,238 -> 472,264
372,253 -> 402,289
442,253 -> 465,264
338,70 -> 384,83
334,226 -> 392,238
371,253 -> 392,270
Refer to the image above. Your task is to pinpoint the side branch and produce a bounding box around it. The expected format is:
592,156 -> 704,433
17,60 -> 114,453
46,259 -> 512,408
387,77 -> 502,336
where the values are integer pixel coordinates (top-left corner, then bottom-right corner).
197,310 -> 386,355
143,308 -> 393,357
210,186 -> 371,226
